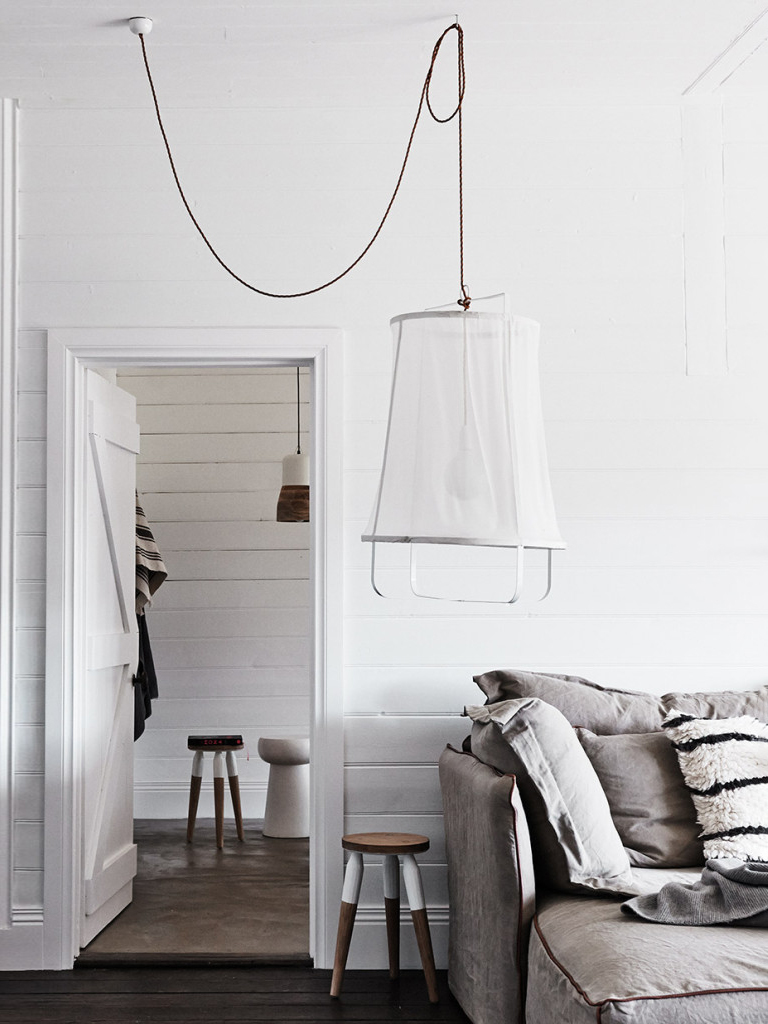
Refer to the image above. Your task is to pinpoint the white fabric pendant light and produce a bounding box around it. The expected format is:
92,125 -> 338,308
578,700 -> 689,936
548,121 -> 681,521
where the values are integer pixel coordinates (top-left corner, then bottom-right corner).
362,307 -> 563,602
131,19 -> 563,598
276,368 -> 309,523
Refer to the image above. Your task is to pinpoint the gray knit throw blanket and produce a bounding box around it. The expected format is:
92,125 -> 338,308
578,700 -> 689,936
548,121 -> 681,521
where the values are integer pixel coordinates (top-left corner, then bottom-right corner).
622,859 -> 768,927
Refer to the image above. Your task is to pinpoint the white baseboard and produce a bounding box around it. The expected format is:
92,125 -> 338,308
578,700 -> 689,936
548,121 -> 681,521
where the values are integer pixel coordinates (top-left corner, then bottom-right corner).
133,781 -> 267,820
0,917 -> 44,969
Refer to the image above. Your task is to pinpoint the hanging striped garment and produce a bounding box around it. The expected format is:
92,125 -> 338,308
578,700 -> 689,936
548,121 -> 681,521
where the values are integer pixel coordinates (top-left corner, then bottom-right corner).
136,493 -> 167,614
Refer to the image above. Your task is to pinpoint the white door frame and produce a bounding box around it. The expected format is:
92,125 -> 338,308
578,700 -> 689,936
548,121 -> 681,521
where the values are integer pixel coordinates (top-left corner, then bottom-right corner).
43,326 -> 344,970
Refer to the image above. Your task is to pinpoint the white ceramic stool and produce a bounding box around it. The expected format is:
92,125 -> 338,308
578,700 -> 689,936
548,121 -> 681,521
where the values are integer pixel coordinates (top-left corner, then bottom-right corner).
257,735 -> 310,838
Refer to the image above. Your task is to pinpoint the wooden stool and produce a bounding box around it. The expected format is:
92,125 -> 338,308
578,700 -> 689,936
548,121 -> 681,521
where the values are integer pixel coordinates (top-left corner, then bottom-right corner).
330,832 -> 438,1004
186,736 -> 244,849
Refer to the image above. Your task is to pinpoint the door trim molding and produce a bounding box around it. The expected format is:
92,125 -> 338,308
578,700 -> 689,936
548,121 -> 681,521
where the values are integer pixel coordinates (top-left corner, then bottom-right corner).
0,98 -> 18,934
44,327 -> 344,969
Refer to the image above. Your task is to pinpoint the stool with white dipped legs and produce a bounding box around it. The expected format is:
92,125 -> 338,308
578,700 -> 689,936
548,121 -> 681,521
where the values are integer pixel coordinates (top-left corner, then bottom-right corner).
186,740 -> 244,849
330,832 -> 438,1004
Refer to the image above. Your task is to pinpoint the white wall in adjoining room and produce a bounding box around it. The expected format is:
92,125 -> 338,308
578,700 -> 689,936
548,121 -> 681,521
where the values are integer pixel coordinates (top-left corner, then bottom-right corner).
115,366 -> 311,820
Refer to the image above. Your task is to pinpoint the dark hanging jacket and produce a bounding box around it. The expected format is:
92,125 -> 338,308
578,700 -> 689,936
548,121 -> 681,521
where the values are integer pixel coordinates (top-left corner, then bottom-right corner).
133,493 -> 167,740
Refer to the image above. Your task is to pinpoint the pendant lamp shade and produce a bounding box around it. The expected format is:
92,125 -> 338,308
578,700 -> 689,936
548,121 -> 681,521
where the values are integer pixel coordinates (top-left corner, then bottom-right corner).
276,368 -> 310,523
276,452 -> 310,522
362,310 -> 564,601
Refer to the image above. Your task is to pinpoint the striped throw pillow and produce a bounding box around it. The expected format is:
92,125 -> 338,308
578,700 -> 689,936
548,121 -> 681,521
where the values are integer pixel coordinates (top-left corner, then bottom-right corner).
663,710 -> 768,862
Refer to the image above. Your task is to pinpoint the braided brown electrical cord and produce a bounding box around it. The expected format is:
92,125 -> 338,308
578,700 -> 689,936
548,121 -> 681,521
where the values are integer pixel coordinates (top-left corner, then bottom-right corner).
424,23 -> 470,309
137,23 -> 470,306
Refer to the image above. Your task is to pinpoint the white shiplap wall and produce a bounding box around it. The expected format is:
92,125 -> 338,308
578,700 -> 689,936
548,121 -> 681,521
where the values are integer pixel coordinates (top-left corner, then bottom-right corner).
115,367 -> 310,820
6,47 -> 768,967
13,330 -> 46,925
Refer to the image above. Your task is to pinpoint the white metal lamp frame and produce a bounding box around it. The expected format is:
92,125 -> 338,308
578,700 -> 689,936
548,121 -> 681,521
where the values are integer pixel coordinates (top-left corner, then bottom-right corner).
369,541 -> 556,605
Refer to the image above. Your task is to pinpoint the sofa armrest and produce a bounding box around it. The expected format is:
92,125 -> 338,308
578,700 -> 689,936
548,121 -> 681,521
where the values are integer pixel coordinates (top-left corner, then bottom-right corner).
439,744 -> 536,1024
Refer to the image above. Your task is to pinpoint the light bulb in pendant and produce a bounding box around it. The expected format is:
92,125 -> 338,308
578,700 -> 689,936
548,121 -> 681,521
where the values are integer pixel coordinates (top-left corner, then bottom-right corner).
445,424 -> 489,501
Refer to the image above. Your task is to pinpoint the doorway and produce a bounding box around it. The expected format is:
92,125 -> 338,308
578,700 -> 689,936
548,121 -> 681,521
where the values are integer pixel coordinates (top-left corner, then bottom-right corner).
79,364 -> 313,963
43,328 -> 344,971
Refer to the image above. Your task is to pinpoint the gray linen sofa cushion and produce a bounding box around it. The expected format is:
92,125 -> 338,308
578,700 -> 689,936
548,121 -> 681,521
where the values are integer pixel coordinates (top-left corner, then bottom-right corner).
576,728 -> 703,868
466,698 -> 635,894
473,669 -> 665,733
664,687 -> 768,722
526,887 -> 768,1023
473,668 -> 768,735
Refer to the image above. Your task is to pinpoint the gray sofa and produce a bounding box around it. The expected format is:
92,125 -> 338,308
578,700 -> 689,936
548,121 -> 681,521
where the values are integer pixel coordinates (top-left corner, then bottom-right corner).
438,670 -> 768,1024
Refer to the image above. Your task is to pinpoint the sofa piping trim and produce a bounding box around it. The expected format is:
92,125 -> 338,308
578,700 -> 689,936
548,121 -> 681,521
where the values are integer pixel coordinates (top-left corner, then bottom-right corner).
532,915 -> 768,1021
446,744 -> 527,1024
510,772 -> 528,1024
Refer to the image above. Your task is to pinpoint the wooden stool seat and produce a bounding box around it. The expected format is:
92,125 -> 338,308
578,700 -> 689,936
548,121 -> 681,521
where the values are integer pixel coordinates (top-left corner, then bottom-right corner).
330,831 -> 438,1004
188,742 -> 243,751
187,735 -> 244,752
186,735 -> 245,849
341,832 -> 430,856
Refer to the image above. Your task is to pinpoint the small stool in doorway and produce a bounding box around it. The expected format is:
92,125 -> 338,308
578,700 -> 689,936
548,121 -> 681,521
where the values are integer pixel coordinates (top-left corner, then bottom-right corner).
257,735 -> 310,838
186,735 -> 244,849
330,832 -> 438,1004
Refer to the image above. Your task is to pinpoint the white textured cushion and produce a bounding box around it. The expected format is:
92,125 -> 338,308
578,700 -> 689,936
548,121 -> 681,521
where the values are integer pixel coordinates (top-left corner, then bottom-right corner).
467,698 -> 635,894
663,710 -> 768,862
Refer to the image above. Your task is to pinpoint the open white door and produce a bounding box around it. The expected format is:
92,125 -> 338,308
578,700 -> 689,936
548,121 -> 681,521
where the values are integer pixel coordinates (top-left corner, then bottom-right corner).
80,370 -> 140,949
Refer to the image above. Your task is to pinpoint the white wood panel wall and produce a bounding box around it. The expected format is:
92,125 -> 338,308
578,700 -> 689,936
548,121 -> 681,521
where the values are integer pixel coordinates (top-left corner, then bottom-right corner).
115,367 -> 311,820
13,330 -> 46,924
7,70 -> 768,968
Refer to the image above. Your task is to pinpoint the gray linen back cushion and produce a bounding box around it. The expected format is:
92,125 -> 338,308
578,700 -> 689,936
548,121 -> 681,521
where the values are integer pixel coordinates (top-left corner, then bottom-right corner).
473,668 -> 768,735
575,728 -> 704,868
473,669 -> 664,733
663,687 -> 768,722
467,698 -> 635,895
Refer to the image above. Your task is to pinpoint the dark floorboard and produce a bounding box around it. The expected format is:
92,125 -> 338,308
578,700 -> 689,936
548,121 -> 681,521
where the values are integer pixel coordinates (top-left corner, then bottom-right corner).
0,967 -> 471,1023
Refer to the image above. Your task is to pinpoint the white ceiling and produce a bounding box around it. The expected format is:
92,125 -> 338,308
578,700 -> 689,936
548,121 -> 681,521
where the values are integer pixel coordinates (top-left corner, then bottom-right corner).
1,1 -> 768,109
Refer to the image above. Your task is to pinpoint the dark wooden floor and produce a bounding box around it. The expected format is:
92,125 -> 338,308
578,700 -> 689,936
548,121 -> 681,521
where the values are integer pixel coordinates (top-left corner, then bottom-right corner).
0,966 -> 471,1023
